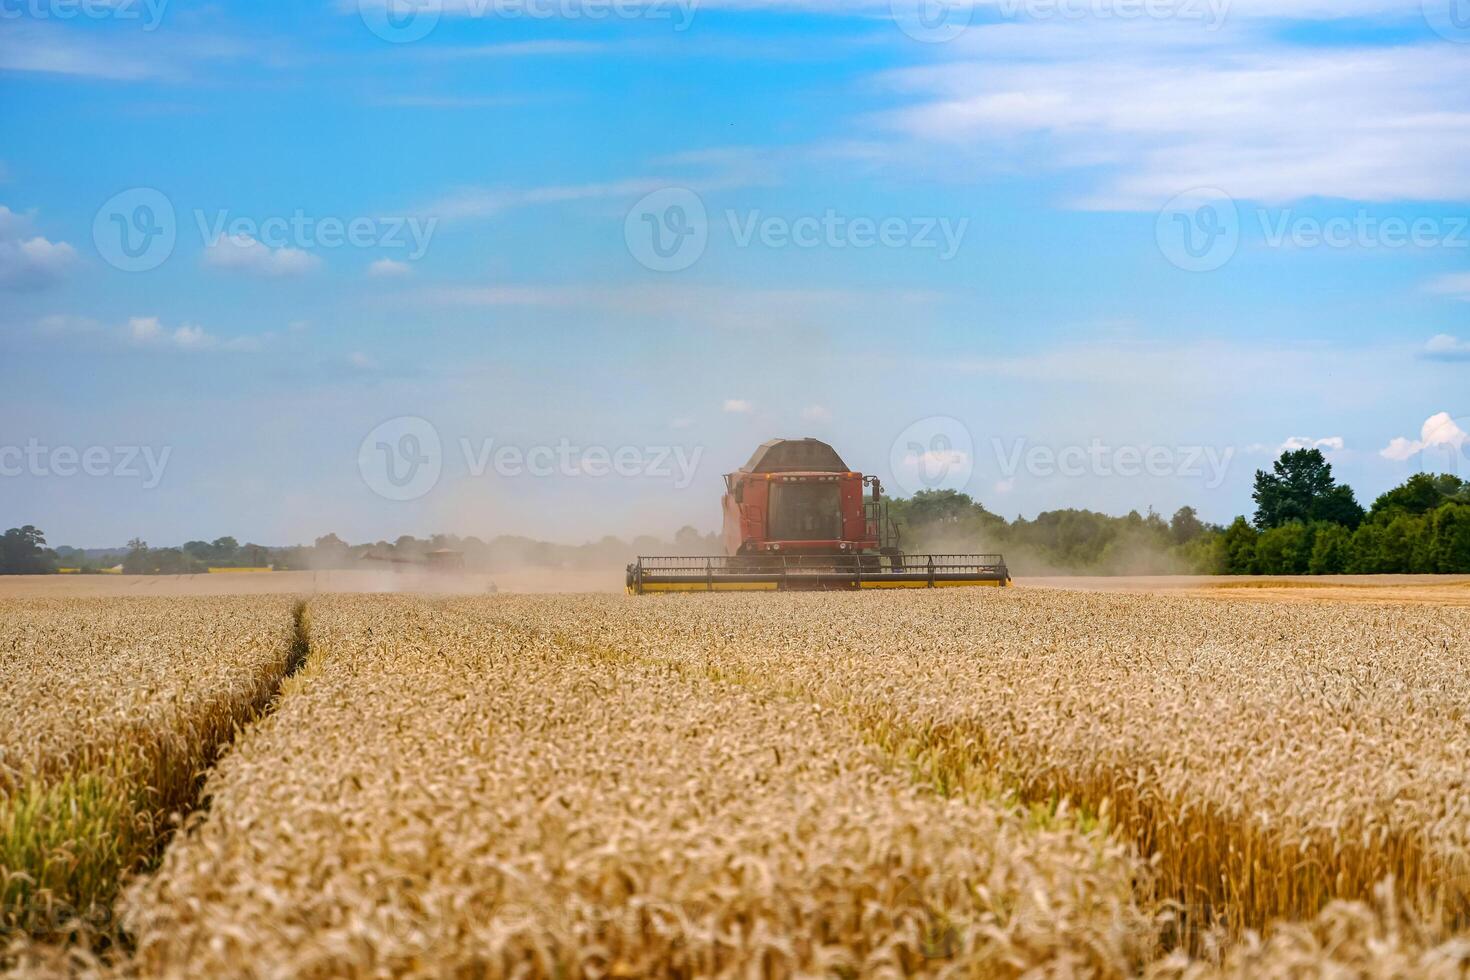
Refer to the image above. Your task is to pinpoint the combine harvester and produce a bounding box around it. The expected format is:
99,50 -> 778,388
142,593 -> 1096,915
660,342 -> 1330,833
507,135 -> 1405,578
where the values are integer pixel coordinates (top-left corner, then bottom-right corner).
627,438 -> 1010,593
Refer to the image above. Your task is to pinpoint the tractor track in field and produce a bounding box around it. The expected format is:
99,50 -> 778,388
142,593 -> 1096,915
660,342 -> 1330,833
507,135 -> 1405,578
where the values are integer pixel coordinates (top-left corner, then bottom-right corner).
2,599 -> 316,972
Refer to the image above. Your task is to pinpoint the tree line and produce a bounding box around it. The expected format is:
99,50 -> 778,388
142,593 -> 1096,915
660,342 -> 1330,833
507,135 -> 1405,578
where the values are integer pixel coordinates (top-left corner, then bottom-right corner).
1217,452 -> 1470,574
4,450 -> 1467,576
0,528 -> 723,575
889,450 -> 1470,575
0,535 -> 285,575
888,492 -> 1217,575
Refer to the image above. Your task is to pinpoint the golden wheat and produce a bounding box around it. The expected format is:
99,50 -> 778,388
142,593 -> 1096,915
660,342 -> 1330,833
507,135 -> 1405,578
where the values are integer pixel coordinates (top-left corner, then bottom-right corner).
551,589 -> 1470,942
17,587 -> 1470,976
122,594 -> 1159,978
0,595 -> 300,940
1145,891 -> 1470,978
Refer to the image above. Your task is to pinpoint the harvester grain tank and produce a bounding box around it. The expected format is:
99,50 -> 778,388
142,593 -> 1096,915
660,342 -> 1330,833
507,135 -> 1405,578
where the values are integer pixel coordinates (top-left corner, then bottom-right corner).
627,438 -> 1010,593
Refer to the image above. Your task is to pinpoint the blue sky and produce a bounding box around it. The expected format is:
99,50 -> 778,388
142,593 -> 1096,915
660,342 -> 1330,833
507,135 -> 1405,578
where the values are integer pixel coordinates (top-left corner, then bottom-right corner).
1,0 -> 1468,547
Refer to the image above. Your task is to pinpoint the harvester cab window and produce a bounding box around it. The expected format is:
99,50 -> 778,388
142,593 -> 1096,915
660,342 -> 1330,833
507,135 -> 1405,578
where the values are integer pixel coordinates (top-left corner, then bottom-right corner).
768,482 -> 842,541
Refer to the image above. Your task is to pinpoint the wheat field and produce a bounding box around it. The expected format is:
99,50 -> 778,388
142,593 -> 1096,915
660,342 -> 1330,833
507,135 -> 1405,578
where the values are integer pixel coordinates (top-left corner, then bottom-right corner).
5,587 -> 1470,976
575,590 -> 1470,931
0,596 -> 301,945
121,594 -> 1157,978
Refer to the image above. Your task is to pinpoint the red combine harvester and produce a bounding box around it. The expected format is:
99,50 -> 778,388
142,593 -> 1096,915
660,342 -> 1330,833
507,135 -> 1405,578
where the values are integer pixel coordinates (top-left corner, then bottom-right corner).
626,438 -> 1010,593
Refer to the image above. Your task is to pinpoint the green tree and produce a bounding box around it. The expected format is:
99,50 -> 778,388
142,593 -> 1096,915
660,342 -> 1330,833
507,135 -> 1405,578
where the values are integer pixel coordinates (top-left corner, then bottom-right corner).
1012,510 -> 1118,568
122,538 -> 150,575
210,536 -> 240,562
1369,473 -> 1469,523
1430,502 -> 1470,573
315,533 -> 347,551
1140,508 -> 1171,541
1377,514 -> 1429,573
122,540 -> 208,575
151,548 -> 202,574
182,540 -> 213,561
0,526 -> 58,574
1347,523 -> 1383,573
1169,506 -> 1206,545
1307,523 -> 1352,575
892,490 -> 1009,558
1217,517 -> 1259,575
894,489 -> 1001,527
313,533 -> 350,568
1255,523 -> 1314,574
1174,533 -> 1222,574
1252,449 -> 1365,530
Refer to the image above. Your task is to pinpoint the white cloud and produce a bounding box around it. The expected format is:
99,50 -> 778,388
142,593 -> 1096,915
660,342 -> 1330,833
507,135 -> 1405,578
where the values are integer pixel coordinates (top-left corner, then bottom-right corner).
37,313 -> 101,336
0,205 -> 75,291
421,155 -> 764,223
425,177 -> 685,221
412,41 -> 606,60
415,282 -> 941,335
994,477 -> 1016,495
0,19 -> 259,82
172,324 -> 209,348
723,399 -> 754,413
1423,334 -> 1470,361
1426,272 -> 1470,301
4,238 -> 76,286
0,22 -> 168,80
1241,436 -> 1341,454
883,33 -> 1470,207
1381,437 -> 1421,462
367,258 -> 412,278
128,316 -> 163,343
347,351 -> 377,370
204,234 -> 320,277
0,204 -> 26,239
801,404 -> 832,422
670,417 -> 695,429
901,448 -> 972,474
352,0 -> 1437,23
1380,412 -> 1468,461
125,315 -> 258,352
1280,435 -> 1345,453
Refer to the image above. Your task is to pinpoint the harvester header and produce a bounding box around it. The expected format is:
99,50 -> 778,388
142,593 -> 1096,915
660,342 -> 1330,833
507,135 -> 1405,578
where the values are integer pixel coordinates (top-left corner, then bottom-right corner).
627,437 -> 1010,593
